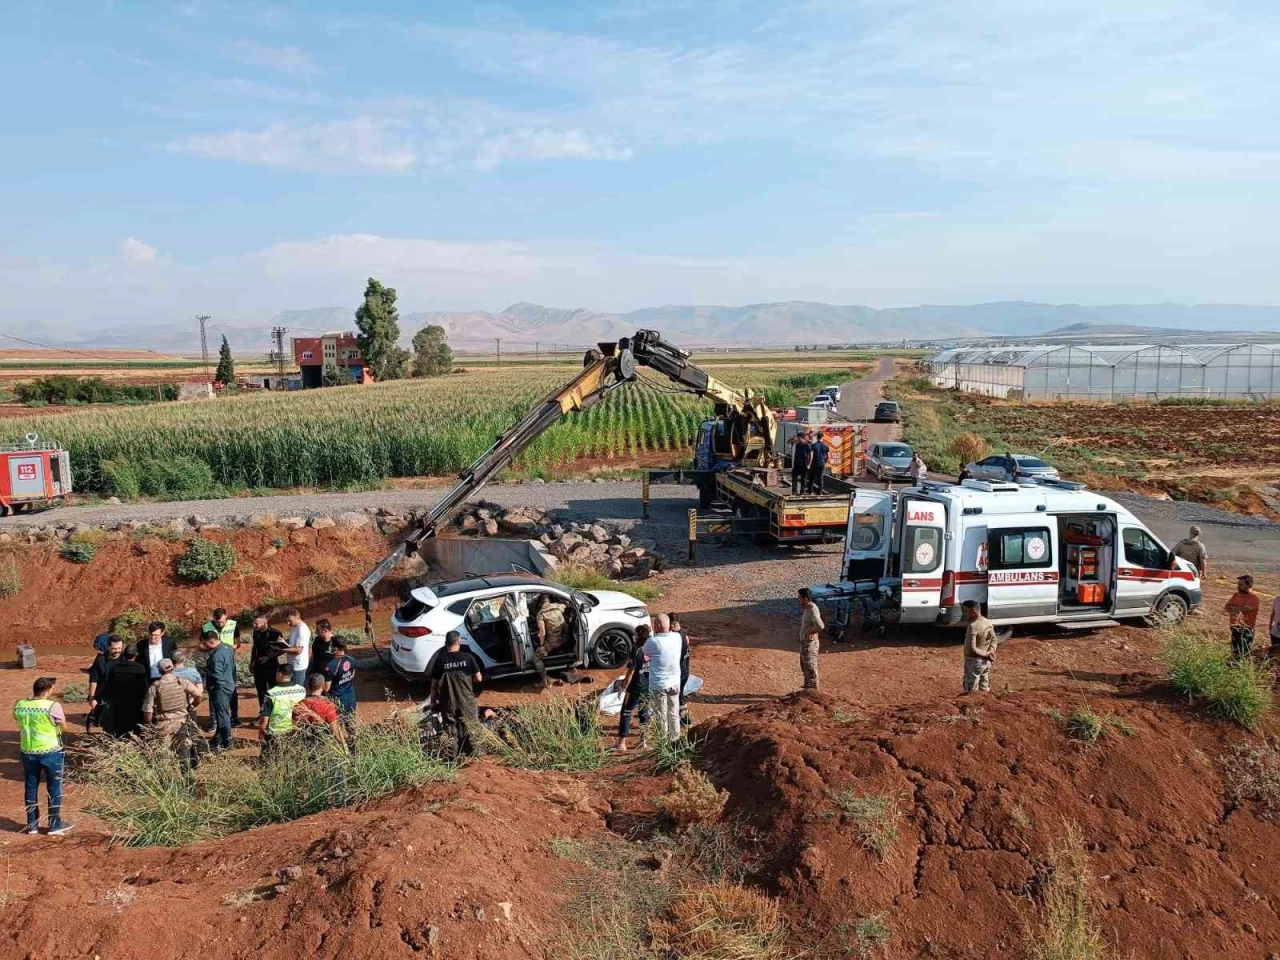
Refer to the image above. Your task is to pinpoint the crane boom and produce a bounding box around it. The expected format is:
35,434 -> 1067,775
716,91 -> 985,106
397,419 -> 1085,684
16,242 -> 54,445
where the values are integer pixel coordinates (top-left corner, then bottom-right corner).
356,329 -> 779,642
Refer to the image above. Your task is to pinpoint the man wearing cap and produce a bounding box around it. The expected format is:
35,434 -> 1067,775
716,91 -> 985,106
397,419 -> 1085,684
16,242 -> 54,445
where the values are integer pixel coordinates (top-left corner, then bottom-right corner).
142,658 -> 203,768
14,676 -> 72,835
962,600 -> 997,693
429,631 -> 484,756
1172,526 -> 1208,578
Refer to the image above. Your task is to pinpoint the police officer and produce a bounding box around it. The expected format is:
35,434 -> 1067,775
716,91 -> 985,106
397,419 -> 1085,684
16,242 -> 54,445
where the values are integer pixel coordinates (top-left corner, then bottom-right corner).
142,659 -> 203,770
532,595 -> 569,691
258,664 -> 307,756
202,608 -> 241,724
14,677 -> 71,836
429,631 -> 484,756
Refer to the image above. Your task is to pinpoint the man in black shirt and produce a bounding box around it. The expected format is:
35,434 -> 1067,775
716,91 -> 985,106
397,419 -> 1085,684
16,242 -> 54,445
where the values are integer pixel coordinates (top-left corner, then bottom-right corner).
791,431 -> 813,494
100,647 -> 149,737
249,614 -> 286,713
613,625 -> 651,752
429,631 -> 484,756
807,431 -> 830,494
87,635 -> 124,730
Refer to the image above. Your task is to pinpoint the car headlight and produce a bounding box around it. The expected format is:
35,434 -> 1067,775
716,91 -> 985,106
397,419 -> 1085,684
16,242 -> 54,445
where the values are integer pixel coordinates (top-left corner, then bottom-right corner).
623,607 -> 649,618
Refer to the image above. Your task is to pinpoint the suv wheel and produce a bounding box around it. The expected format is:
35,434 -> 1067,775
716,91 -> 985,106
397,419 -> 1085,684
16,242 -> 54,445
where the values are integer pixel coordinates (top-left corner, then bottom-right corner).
590,628 -> 633,669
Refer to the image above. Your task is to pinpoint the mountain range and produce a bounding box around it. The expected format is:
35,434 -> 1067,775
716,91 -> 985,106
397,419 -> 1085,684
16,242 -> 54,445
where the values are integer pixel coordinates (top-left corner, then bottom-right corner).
43,301 -> 1280,355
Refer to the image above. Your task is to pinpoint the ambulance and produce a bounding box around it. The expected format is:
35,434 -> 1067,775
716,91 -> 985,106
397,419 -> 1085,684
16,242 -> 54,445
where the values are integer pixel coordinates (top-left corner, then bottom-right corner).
810,477 -> 1201,636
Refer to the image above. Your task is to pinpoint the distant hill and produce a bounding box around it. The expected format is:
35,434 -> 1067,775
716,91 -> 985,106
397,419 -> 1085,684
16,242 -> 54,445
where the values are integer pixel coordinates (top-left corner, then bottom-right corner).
37,301 -> 1280,354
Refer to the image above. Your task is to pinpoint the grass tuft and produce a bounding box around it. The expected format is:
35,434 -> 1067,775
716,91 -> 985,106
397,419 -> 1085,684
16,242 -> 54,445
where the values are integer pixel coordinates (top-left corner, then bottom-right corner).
1048,708 -> 1134,746
0,555 -> 21,597
1162,628 -> 1273,729
483,696 -> 607,772
830,790 -> 900,860
1029,824 -> 1111,960
654,763 -> 728,831
551,563 -> 662,602
649,882 -> 789,960
60,680 -> 89,704
652,730 -> 700,774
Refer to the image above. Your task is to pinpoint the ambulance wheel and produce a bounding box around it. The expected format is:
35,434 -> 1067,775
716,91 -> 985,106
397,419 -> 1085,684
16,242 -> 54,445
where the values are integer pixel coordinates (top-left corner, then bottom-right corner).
1149,592 -> 1189,627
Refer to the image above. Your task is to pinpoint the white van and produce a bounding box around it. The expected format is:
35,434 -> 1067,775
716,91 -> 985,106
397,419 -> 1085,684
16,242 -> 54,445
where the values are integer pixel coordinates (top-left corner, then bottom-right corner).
811,478 -> 1201,634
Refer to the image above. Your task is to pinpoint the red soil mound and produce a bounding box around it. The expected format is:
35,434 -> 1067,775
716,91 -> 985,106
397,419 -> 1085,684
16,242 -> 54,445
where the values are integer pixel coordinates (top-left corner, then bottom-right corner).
3,764 -> 605,960
700,688 -> 1280,959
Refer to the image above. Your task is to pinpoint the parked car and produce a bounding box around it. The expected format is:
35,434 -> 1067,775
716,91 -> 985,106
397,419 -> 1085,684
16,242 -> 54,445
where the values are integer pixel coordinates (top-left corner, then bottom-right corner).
808,396 -> 837,413
873,401 -> 901,423
389,573 -> 650,679
960,453 -> 1060,484
819,385 -> 842,403
866,442 -> 915,480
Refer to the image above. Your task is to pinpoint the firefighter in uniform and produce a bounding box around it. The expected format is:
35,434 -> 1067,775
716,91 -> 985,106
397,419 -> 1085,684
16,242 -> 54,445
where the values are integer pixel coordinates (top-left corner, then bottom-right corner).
142,658 -> 204,770
532,595 -> 569,690
258,664 -> 307,756
429,631 -> 484,756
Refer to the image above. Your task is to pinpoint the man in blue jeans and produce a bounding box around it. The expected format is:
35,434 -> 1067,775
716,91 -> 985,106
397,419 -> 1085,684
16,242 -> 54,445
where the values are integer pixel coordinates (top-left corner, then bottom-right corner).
13,676 -> 72,836
200,630 -> 238,751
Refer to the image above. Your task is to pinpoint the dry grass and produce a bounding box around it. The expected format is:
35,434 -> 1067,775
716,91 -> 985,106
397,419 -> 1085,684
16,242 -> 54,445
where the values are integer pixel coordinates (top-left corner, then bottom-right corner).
1220,741 -> 1280,822
655,764 -> 729,831
299,553 -> 344,594
1029,824 -> 1111,960
830,790 -> 900,860
950,431 -> 989,467
649,882 -> 789,960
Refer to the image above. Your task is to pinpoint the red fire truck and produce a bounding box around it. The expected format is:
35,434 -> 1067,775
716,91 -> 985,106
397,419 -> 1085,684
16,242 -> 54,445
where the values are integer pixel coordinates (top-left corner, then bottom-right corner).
0,435 -> 71,515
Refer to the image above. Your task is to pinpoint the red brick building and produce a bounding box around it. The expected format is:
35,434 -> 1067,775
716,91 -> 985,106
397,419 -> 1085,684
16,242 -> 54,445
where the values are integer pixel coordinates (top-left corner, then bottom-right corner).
293,333 -> 371,387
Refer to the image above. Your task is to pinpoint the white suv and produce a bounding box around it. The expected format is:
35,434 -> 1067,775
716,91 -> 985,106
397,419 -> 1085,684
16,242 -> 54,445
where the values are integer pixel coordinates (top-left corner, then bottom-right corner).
389,573 -> 651,680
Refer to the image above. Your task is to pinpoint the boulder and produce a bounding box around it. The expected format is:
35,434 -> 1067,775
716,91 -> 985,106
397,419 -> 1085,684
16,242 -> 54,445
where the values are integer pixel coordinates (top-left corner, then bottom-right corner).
279,516 -> 307,530
621,546 -> 647,560
610,533 -> 632,548
336,511 -> 371,529
249,514 -> 278,529
458,514 -> 480,535
550,524 -> 565,539
607,544 -> 625,559
605,558 -> 624,577
481,518 -> 500,537
164,518 -> 187,535
105,496 -> 122,505
188,515 -> 211,528
588,524 -> 610,544
500,514 -> 539,536
308,515 -> 336,530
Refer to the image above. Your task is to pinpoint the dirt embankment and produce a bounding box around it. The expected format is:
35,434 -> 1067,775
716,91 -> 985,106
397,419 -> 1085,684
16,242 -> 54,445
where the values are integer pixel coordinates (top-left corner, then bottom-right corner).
701,689 -> 1280,959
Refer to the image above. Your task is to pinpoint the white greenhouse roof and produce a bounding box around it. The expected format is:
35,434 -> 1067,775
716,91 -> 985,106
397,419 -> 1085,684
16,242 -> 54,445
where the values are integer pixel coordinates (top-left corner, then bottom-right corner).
928,343 -> 1280,368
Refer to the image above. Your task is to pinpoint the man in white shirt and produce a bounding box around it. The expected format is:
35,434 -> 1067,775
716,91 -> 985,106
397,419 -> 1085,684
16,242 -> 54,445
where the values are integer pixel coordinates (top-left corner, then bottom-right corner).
642,613 -> 684,744
284,608 -> 312,685
909,453 -> 928,484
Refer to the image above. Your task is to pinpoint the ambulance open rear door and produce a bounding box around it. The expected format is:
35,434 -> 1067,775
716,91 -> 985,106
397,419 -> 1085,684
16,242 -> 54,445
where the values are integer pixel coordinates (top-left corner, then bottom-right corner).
843,489 -> 893,581
899,498 -> 945,624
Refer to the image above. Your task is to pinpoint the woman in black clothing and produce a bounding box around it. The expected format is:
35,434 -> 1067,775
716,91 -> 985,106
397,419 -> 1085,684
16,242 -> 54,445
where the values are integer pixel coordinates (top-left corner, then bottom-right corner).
612,625 -> 651,752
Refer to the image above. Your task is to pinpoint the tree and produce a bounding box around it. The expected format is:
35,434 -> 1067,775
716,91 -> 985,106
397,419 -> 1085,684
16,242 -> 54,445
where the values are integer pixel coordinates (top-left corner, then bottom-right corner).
214,336 -> 235,385
411,324 -> 454,377
322,363 -> 346,387
354,277 -> 407,381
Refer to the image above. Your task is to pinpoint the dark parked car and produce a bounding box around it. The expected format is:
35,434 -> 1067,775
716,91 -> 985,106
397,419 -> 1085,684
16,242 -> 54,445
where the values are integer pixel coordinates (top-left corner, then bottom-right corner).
873,401 -> 901,423
960,453 -> 1060,484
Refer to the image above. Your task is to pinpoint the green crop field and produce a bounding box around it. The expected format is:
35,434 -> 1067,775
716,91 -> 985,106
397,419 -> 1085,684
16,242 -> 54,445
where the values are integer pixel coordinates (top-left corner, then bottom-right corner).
1,362 -> 865,496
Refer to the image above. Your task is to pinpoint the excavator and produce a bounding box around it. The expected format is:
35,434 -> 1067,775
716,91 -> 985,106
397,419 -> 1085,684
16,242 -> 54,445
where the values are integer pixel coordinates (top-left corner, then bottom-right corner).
357,329 -> 859,639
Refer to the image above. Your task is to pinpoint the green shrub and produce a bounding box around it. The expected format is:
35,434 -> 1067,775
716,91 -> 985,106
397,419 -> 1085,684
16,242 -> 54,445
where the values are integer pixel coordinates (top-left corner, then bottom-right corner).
177,537 -> 237,583
101,459 -> 142,499
1163,630 -> 1273,729
109,607 -> 188,643
484,696 -> 607,772
60,541 -> 97,563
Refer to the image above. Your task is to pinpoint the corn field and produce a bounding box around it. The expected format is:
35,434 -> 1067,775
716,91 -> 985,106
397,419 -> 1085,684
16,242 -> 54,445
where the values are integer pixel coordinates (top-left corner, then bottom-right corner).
2,362 -> 860,494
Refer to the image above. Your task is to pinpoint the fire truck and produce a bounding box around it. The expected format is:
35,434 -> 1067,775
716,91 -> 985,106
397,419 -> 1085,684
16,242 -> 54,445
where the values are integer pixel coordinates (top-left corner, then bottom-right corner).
0,434 -> 72,515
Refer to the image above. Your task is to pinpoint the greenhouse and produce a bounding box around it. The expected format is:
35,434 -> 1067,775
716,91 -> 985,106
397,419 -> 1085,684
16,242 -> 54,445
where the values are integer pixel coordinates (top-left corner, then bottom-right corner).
924,343 -> 1280,401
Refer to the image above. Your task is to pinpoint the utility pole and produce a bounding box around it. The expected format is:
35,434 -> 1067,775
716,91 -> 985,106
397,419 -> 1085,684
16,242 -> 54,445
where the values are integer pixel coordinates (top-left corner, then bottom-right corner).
535,341 -> 539,363
271,326 -> 288,379
197,315 -> 211,380
495,338 -> 501,367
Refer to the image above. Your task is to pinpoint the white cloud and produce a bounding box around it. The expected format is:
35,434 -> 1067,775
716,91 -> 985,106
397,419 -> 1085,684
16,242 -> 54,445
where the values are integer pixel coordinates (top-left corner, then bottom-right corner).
474,129 -> 633,171
224,40 -> 319,79
170,117 -> 417,173
118,236 -> 159,263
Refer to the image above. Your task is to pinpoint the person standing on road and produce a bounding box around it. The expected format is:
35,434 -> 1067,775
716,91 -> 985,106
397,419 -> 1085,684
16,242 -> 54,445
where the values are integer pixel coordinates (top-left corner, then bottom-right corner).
962,600 -> 997,693
643,614 -> 684,743
250,614 -> 285,711
1172,526 -> 1208,578
201,630 -> 238,752
284,609 -> 311,686
14,676 -> 72,836
202,608 -> 241,725
429,631 -> 484,756
87,635 -> 124,730
790,431 -> 813,495
798,588 -> 825,690
613,625 -> 651,752
807,431 -> 830,494
909,452 -> 928,485
1226,574 -> 1260,660
322,637 -> 358,745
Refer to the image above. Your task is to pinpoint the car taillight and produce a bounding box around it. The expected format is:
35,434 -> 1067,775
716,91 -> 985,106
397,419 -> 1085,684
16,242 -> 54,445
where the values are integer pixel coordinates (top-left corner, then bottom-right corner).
398,626 -> 432,638
941,570 -> 955,606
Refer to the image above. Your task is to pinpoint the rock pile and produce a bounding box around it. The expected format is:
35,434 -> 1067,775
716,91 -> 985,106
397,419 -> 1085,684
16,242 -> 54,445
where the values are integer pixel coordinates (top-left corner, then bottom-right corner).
453,502 -> 664,579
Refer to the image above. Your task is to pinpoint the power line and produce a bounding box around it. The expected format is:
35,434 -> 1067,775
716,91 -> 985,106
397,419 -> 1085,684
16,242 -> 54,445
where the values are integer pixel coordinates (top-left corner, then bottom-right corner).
0,331 -> 168,361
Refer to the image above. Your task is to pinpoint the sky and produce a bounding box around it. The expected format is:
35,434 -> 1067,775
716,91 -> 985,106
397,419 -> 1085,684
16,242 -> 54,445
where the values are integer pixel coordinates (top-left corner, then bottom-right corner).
1,0 -> 1278,343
